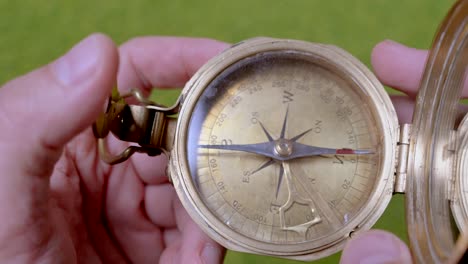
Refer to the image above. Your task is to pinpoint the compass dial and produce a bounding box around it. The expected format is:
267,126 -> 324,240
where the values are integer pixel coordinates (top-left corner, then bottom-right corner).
174,39 -> 397,258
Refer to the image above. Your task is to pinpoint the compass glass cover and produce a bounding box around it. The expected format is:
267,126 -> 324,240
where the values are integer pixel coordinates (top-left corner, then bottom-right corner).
185,50 -> 387,247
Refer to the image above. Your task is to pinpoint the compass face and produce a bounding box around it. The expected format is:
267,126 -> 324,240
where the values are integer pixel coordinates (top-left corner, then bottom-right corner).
174,39 -> 397,258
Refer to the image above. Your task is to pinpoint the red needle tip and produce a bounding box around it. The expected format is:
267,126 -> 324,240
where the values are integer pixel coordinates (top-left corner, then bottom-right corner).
336,148 -> 355,154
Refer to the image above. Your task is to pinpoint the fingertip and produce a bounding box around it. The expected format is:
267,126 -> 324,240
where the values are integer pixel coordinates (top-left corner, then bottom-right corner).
179,220 -> 225,264
63,32 -> 119,107
201,242 -> 225,264
144,184 -> 177,227
371,40 -> 428,97
180,37 -> 231,76
51,33 -> 118,89
370,40 -> 407,88
340,230 -> 412,264
370,39 -> 397,76
132,153 -> 169,185
47,32 -> 119,146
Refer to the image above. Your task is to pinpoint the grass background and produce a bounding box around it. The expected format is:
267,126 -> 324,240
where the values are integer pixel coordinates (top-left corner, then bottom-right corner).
0,0 -> 456,263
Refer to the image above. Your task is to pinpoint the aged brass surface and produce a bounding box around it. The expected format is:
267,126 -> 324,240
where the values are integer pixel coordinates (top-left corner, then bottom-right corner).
405,0 -> 468,262
92,89 -> 179,164
171,40 -> 397,260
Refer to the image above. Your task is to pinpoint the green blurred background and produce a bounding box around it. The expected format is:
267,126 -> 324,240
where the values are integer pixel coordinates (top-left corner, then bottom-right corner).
0,0 -> 456,263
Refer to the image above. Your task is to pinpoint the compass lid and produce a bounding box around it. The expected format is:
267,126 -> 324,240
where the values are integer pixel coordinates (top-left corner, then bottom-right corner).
406,0 -> 468,262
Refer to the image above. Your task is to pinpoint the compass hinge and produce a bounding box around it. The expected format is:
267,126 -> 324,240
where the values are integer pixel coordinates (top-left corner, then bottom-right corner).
92,89 -> 180,164
394,124 -> 412,194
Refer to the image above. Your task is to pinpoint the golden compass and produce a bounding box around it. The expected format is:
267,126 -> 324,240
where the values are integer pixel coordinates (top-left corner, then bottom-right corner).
93,0 -> 468,262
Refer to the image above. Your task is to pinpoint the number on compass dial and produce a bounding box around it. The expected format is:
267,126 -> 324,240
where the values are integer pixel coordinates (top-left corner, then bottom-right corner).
186,51 -> 383,244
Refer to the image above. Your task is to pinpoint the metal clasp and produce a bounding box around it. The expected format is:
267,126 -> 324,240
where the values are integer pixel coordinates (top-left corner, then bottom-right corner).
92,88 -> 180,164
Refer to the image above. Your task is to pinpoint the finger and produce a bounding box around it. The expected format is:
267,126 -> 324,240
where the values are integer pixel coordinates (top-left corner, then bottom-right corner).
133,154 -> 168,185
391,94 -> 468,125
116,37 -> 229,184
52,147 -> 127,263
117,36 -> 230,93
178,221 -> 225,264
105,165 -> 164,263
340,230 -> 412,264
159,198 -> 225,264
372,40 -> 468,98
0,34 -> 118,260
163,228 -> 181,248
105,38 -> 230,262
145,184 -> 178,228
371,40 -> 428,98
391,95 -> 415,124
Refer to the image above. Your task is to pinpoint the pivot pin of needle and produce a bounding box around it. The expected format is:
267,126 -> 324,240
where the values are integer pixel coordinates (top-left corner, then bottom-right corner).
275,139 -> 293,157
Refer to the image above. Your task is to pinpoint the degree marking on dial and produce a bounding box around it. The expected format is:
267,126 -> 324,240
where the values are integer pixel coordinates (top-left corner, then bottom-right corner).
351,185 -> 364,193
349,104 -> 361,110
349,194 -> 361,203
351,118 -> 364,124
343,197 -> 353,205
358,160 -> 376,166
205,189 -> 219,199
358,181 -> 367,188
355,132 -> 370,137
212,201 -> 225,213
223,207 -> 236,223
197,177 -> 211,185
215,203 -> 228,215
240,215 -> 250,231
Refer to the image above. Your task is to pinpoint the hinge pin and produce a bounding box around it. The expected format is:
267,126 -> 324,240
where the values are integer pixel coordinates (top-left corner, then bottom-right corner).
394,124 -> 412,194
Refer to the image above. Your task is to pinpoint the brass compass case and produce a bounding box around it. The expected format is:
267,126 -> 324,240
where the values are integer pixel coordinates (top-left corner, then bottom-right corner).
93,0 -> 468,262
170,39 -> 398,261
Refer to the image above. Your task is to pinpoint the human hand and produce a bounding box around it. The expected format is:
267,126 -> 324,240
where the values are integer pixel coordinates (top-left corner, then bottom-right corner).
0,34 -> 229,263
341,39 -> 468,264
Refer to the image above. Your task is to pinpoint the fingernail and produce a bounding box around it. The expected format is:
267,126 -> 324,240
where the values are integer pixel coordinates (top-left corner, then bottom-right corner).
52,35 -> 99,86
201,244 -> 222,264
382,39 -> 407,49
382,39 -> 399,45
360,234 -> 411,264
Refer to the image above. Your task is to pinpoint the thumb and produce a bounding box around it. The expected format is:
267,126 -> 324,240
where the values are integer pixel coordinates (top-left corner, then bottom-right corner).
0,34 -> 117,256
340,230 -> 413,264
